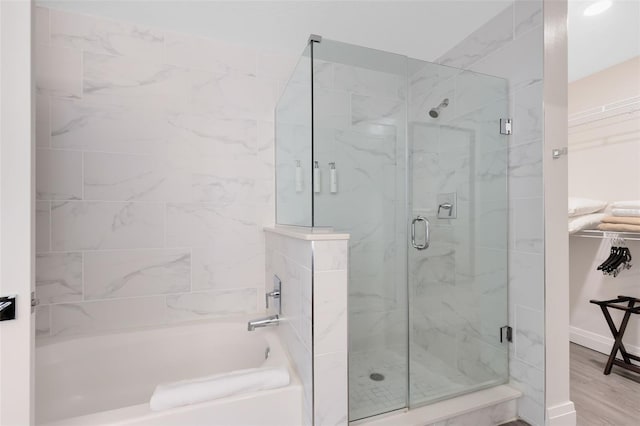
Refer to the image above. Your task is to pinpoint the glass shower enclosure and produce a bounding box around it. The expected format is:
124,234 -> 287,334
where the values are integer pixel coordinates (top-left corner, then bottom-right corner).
276,36 -> 509,421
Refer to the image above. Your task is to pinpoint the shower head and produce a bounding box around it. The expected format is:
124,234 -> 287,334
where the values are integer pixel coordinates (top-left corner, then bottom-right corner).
428,98 -> 449,118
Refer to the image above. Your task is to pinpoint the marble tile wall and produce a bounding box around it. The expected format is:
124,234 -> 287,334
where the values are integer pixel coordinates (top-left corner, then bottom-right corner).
34,7 -> 299,338
309,59 -> 408,362
265,230 -> 313,426
274,53 -> 313,227
313,239 -> 349,426
265,229 -> 349,426
437,1 -> 545,424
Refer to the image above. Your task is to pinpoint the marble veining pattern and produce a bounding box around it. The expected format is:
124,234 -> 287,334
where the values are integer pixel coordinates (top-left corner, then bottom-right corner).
50,8 -> 165,61
83,249 -> 191,300
36,149 -> 83,201
436,5 -> 515,70
35,7 -> 276,338
433,1 -> 545,424
266,232 -> 313,426
37,6 -> 545,426
36,253 -> 83,304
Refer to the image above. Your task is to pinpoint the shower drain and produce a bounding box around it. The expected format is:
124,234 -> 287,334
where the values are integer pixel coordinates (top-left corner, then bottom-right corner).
369,373 -> 385,381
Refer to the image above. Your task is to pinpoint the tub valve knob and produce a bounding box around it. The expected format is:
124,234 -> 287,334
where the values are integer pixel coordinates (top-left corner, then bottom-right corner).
266,275 -> 282,314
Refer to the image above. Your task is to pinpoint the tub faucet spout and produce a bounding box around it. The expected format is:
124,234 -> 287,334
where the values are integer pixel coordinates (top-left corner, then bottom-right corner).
247,314 -> 280,331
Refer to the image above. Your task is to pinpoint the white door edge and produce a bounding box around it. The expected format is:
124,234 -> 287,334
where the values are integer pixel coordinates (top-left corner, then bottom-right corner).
0,0 -> 35,424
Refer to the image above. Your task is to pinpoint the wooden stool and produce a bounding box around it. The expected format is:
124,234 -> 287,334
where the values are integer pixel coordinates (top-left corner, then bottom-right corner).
589,296 -> 640,375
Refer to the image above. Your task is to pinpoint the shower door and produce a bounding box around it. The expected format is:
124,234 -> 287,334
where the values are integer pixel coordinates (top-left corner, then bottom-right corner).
407,59 -> 510,407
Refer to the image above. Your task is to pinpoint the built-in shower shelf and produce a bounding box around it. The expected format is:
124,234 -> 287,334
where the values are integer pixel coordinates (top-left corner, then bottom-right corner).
572,230 -> 640,241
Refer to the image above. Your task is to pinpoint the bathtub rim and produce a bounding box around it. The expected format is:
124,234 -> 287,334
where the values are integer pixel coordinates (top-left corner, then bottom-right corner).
36,313 -> 267,349
36,314 -> 301,426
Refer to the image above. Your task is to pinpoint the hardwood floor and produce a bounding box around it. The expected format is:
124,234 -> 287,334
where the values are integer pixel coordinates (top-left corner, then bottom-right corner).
571,343 -> 640,426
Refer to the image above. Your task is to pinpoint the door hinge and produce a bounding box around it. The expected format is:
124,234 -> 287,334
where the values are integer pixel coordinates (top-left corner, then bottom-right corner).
500,118 -> 512,135
500,325 -> 512,343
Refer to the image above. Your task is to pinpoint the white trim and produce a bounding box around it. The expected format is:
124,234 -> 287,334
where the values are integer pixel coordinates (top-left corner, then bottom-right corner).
543,1 -> 575,425
546,401 -> 576,426
264,225 -> 350,241
353,385 -> 521,426
0,0 -> 34,424
569,326 -> 640,358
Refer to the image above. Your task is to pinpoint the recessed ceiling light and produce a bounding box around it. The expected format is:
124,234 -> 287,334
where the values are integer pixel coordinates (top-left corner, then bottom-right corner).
584,0 -> 613,16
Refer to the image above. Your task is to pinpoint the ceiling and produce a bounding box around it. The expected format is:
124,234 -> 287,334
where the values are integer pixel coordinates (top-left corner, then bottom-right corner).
568,0 -> 640,81
38,1 -> 511,62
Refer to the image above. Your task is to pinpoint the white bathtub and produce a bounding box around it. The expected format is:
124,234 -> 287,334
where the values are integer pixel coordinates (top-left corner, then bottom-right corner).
36,317 -> 302,426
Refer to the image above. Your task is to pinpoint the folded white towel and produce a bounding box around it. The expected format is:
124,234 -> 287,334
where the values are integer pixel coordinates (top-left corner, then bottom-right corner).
568,197 -> 607,217
150,367 -> 290,411
612,208 -> 640,217
611,200 -> 640,209
569,213 -> 606,234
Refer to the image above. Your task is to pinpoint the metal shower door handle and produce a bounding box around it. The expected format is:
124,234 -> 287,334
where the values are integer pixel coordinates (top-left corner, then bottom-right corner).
411,216 -> 430,250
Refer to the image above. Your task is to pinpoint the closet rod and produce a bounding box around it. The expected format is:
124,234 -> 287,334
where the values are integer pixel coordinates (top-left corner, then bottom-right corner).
569,107 -> 640,129
572,230 -> 640,241
569,95 -> 640,117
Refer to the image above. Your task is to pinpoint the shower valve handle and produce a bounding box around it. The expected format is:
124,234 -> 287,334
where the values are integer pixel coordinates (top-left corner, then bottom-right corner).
265,289 -> 281,308
438,203 -> 453,217
266,275 -> 282,314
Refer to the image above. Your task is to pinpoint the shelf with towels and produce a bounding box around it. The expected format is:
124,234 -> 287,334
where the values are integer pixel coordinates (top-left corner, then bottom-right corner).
572,230 -> 640,241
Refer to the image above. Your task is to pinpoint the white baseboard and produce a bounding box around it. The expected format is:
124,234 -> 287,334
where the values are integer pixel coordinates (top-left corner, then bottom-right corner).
546,401 -> 576,426
569,326 -> 640,357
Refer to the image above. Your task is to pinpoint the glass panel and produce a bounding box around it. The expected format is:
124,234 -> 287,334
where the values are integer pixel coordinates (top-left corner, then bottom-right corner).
311,39 -> 409,421
407,59 -> 509,407
275,45 -> 313,226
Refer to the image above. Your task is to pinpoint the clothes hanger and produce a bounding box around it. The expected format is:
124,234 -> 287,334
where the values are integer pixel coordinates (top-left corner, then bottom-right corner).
609,246 -> 632,276
598,239 -> 621,271
597,245 -> 618,270
604,245 -> 625,273
603,238 -> 632,276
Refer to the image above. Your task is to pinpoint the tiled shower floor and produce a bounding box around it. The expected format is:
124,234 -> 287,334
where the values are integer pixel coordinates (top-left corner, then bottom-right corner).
349,347 -> 487,421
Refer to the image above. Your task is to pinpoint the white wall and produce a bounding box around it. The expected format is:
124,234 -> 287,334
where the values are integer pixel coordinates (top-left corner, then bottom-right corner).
568,56 -> 640,359
568,56 -> 640,202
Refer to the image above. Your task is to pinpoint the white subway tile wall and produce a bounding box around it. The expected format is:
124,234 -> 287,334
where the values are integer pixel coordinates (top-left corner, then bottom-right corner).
35,7 -> 295,338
